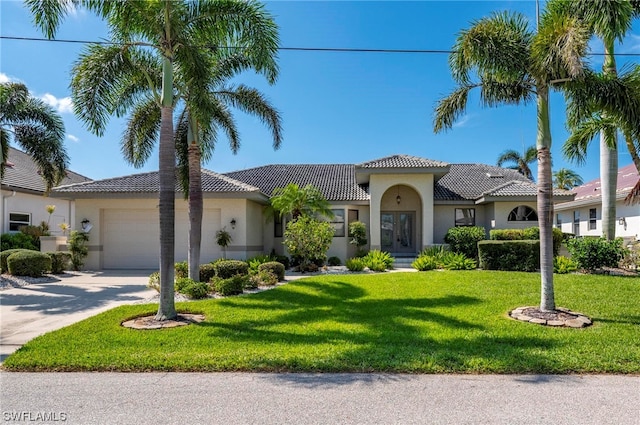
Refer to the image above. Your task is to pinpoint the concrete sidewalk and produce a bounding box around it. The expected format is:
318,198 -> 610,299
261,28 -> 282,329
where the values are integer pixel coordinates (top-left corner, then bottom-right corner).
0,270 -> 156,361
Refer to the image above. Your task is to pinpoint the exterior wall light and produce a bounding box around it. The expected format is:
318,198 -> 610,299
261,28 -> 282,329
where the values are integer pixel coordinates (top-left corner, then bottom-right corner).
230,218 -> 237,229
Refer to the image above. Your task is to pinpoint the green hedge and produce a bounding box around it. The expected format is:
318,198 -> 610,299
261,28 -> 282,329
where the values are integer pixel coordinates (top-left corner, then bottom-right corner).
46,251 -> 70,274
6,250 -> 52,277
258,261 -> 285,281
478,240 -> 540,272
444,226 -> 486,259
213,275 -> 246,296
489,227 -> 563,256
1,249 -> 36,272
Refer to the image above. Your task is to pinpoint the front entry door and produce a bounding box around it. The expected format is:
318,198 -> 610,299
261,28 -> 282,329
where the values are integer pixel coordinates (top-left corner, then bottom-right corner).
380,212 -> 415,254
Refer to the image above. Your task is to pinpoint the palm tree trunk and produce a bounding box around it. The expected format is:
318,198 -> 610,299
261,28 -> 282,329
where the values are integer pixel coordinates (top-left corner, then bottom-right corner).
156,53 -> 177,321
187,117 -> 202,281
600,38 -> 618,240
536,86 -> 555,312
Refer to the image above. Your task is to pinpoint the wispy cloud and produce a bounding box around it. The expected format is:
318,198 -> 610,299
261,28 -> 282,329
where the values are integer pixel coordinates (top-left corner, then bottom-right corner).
67,134 -> 80,143
453,114 -> 473,128
0,72 -> 12,83
41,93 -> 74,114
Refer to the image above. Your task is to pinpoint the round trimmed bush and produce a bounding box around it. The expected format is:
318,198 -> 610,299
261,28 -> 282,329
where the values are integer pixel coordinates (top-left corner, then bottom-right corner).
258,261 -> 285,281
181,281 -> 210,299
1,249 -> 34,272
214,260 -> 249,279
199,263 -> 216,283
214,275 -> 246,296
46,251 -> 70,274
7,250 -> 52,277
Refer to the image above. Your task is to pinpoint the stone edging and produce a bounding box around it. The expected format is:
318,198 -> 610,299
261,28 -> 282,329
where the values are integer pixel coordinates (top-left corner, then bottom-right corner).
509,306 -> 592,328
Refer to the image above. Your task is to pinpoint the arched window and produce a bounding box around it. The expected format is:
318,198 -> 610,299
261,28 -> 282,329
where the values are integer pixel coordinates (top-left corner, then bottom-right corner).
508,206 -> 538,221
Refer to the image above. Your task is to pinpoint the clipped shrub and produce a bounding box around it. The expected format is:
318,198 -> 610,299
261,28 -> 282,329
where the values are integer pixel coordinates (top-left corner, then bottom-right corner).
412,255 -> 438,271
490,227 -> 563,256
362,250 -> 394,271
199,263 -> 217,283
214,275 -> 246,296
478,240 -> 540,271
348,220 -> 368,251
565,237 -> 625,271
174,261 -> 188,279
258,261 -> 285,281
148,271 -> 160,292
175,277 -> 197,293
6,250 -> 52,277
46,251 -> 70,274
274,254 -> 290,270
1,249 -> 33,272
1,233 -> 38,251
214,259 -> 249,279
327,256 -> 341,266
346,257 -> 365,271
181,281 -> 210,299
554,256 -> 578,274
251,270 -> 278,287
444,226 -> 486,259
283,216 -> 334,271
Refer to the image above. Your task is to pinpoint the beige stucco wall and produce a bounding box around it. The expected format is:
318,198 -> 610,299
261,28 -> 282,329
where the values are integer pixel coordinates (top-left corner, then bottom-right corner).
369,174 -> 433,251
433,204 -> 487,243
74,197 -> 261,269
489,201 -> 539,231
1,190 -> 75,235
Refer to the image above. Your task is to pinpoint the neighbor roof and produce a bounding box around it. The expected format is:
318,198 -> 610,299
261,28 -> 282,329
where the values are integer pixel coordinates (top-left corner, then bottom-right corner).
1,147 -> 90,193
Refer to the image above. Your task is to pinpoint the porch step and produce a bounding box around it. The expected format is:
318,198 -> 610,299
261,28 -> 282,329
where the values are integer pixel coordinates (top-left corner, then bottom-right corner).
393,257 -> 417,269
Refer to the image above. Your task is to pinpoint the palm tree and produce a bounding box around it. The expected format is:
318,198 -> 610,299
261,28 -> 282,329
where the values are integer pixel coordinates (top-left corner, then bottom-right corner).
268,183 -> 334,221
28,0 -> 278,321
434,9 -> 590,312
553,168 -> 584,190
549,0 -> 640,237
0,82 -> 68,191
496,145 -> 537,180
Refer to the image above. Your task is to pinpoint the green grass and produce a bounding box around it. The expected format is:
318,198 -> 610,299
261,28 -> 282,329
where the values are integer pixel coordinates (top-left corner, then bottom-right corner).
3,271 -> 639,373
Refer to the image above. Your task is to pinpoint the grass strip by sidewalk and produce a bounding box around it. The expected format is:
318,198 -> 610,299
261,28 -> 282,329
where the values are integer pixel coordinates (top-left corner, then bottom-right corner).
3,271 -> 639,373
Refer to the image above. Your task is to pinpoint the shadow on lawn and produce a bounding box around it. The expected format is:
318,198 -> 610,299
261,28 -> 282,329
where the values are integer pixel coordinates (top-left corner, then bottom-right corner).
198,278 -> 558,373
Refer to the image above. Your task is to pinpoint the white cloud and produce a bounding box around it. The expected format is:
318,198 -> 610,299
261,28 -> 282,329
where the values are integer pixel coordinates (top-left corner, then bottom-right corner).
621,34 -> 640,53
67,134 -> 80,143
41,93 -> 74,114
0,73 -> 10,83
453,114 -> 473,128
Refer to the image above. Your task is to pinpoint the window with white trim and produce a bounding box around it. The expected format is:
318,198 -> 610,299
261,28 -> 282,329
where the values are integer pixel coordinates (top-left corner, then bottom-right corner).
9,212 -> 31,232
508,206 -> 538,221
330,209 -> 345,237
589,208 -> 597,230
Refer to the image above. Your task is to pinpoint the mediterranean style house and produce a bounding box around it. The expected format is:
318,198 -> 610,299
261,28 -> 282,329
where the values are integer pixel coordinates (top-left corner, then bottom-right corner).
48,154 -> 575,270
555,163 -> 639,240
1,147 -> 90,235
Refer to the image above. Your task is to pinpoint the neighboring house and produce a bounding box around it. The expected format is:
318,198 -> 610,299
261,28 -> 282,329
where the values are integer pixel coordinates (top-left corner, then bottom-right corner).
554,163 -> 639,240
50,154 -> 574,270
1,147 -> 91,235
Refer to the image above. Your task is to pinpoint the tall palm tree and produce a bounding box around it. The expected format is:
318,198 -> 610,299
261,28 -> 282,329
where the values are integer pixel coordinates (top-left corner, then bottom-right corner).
553,168 -> 584,190
28,0 -> 278,321
496,145 -> 537,180
549,0 -> 640,238
434,9 -> 590,312
0,82 -> 68,191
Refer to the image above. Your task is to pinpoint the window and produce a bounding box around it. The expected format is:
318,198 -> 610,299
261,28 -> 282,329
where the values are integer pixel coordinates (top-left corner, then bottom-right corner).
508,206 -> 538,221
348,209 -> 359,224
589,208 -> 597,230
556,214 -> 562,229
573,211 -> 580,236
9,213 -> 30,232
274,214 -> 283,238
330,209 -> 345,237
455,208 -> 475,226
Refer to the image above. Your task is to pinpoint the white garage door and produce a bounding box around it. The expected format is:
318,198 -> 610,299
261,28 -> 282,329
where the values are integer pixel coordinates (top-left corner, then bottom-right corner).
102,208 -> 221,269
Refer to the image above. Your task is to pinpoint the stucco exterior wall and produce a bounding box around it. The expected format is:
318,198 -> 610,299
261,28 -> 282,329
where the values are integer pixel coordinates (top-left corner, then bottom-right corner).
433,204 -> 487,243
369,173 -> 433,250
1,190 -> 75,235
555,200 -> 639,240
490,201 -> 539,231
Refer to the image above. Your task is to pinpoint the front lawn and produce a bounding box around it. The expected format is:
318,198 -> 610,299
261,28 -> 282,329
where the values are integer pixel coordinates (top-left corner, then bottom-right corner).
3,271 -> 639,373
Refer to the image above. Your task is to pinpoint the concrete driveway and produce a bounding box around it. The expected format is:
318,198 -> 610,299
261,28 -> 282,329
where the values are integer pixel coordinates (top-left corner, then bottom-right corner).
0,270 -> 156,361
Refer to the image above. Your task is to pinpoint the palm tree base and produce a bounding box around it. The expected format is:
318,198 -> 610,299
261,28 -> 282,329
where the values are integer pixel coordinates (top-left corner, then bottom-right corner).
509,306 -> 592,328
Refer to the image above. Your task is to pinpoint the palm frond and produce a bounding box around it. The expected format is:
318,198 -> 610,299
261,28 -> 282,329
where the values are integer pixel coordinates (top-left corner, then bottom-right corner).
562,117 -> 615,164
433,85 -> 473,133
121,97 -> 160,168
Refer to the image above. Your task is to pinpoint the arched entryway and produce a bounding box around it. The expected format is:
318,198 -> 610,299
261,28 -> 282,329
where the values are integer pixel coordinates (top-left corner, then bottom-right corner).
380,185 -> 422,255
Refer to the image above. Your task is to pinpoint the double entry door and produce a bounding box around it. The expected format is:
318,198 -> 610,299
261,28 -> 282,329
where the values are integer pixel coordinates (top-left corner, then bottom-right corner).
380,211 -> 415,254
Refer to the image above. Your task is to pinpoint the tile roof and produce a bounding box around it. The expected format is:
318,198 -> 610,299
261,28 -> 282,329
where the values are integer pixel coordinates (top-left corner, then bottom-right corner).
224,164 -> 369,201
434,163 -> 532,201
53,169 -> 261,194
571,163 -> 639,201
357,154 -> 449,169
481,180 -> 573,198
2,147 -> 90,193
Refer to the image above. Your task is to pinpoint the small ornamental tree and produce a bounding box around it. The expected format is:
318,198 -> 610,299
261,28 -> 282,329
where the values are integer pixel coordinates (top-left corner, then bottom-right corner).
216,228 -> 232,259
348,221 -> 368,254
283,216 -> 334,271
68,230 -> 89,271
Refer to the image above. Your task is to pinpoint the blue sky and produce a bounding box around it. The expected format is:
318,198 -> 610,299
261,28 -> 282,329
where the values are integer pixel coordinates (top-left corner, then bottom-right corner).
1,1 -> 639,183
